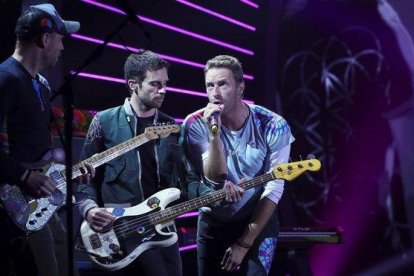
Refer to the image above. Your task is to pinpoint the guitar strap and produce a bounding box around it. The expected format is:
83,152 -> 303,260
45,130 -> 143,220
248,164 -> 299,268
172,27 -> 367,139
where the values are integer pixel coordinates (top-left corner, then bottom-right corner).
36,74 -> 65,151
169,126 -> 188,200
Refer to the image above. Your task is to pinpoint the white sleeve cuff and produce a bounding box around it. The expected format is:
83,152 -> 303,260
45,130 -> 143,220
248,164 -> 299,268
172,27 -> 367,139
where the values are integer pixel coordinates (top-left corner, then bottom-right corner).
261,179 -> 284,204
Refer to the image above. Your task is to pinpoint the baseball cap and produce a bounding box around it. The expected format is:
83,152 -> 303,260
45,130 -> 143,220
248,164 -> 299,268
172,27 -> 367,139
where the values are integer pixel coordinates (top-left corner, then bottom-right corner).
31,3 -> 80,35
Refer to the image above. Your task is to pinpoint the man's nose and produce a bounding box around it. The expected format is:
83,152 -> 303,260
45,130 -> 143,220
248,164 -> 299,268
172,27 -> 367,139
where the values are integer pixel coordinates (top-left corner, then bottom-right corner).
212,85 -> 221,96
158,86 -> 167,94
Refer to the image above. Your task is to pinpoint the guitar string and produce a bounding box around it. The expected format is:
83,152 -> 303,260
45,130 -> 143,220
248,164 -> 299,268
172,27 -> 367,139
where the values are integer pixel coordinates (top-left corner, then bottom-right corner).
27,127 -> 179,226
106,160 -> 319,238
50,139 -> 148,190
95,173 -> 277,242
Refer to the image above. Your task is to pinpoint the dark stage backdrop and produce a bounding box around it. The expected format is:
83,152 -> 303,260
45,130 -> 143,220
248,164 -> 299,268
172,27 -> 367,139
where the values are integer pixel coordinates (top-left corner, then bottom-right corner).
1,0 -> 414,275
60,0 -> 271,116
275,0 -> 414,276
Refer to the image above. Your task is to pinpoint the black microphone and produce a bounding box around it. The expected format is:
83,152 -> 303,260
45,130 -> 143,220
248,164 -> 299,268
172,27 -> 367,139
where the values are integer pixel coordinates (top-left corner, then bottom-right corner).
116,0 -> 140,25
209,112 -> 219,134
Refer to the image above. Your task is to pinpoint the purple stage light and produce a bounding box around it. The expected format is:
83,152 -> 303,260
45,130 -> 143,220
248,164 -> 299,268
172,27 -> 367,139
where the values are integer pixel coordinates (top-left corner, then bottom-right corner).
240,0 -> 259,9
179,244 -> 197,252
176,0 -> 255,31
81,0 -> 254,56
76,72 -> 125,84
177,212 -> 199,219
75,72 -> 254,104
69,33 -> 254,80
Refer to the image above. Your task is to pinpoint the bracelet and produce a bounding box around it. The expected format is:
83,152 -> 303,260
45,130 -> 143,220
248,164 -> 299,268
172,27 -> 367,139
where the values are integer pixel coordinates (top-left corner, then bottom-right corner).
22,169 -> 32,184
236,239 -> 252,249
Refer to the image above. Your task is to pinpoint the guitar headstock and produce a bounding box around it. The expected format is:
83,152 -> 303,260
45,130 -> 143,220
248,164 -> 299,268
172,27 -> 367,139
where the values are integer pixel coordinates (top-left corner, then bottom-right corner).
272,159 -> 321,181
144,124 -> 180,140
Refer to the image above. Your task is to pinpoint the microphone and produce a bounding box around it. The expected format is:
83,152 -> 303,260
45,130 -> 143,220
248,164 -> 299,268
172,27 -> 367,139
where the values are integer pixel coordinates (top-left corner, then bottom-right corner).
209,113 -> 219,134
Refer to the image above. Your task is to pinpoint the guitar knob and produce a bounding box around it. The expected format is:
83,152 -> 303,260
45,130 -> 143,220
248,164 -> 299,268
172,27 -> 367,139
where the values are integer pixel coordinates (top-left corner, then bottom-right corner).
109,243 -> 120,253
41,207 -> 48,212
29,220 -> 36,225
277,167 -> 283,172
35,213 -> 42,217
298,164 -> 304,169
287,165 -> 293,170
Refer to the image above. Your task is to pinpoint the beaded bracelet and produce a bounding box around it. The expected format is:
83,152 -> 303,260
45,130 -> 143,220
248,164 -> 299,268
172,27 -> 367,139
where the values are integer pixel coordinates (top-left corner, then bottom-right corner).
236,239 -> 252,249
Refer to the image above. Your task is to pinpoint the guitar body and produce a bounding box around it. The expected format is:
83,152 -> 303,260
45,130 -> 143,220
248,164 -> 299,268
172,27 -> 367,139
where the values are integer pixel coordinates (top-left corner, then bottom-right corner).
0,125 -> 181,233
80,159 -> 322,271
0,151 -> 70,232
80,188 -> 181,271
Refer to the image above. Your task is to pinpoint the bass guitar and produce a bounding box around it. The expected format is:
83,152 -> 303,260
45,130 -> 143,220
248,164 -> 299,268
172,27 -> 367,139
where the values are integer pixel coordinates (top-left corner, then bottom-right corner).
0,124 -> 180,232
80,159 -> 321,271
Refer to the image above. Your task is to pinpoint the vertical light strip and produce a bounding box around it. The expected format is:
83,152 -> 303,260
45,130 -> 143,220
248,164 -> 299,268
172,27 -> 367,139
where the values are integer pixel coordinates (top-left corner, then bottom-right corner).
70,33 -> 255,80
176,0 -> 255,31
81,0 -> 254,55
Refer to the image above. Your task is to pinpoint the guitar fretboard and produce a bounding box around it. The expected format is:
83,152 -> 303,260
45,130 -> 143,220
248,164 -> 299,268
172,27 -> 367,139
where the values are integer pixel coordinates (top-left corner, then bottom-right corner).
149,172 -> 276,225
61,133 -> 150,180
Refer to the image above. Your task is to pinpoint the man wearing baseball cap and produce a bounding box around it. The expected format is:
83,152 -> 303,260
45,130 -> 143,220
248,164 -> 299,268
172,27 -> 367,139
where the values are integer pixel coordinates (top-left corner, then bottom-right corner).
0,3 -> 85,276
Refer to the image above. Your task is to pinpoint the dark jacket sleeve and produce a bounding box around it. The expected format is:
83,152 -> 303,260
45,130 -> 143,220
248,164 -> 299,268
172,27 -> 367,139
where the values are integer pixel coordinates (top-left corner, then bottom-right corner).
77,114 -> 105,216
0,71 -> 27,184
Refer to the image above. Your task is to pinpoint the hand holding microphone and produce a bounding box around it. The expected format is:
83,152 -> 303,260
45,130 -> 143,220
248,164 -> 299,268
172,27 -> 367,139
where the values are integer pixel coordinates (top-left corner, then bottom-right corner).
210,112 -> 219,134
205,103 -> 222,134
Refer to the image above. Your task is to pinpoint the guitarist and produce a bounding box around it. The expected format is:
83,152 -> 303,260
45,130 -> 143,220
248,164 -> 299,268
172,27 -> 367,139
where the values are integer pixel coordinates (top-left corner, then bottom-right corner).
77,51 -> 198,275
184,55 -> 295,275
0,4 -> 91,276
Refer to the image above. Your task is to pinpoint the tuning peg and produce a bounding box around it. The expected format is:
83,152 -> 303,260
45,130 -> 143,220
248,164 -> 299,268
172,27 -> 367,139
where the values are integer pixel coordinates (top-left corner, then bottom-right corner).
307,154 -> 315,159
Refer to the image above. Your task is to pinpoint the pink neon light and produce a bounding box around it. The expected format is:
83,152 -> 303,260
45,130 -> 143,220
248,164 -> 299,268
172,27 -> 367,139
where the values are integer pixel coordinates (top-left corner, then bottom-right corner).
177,211 -> 199,219
179,244 -> 197,252
81,0 -> 254,56
240,0 -> 259,9
76,72 -> 254,104
176,0 -> 255,31
70,33 -> 254,81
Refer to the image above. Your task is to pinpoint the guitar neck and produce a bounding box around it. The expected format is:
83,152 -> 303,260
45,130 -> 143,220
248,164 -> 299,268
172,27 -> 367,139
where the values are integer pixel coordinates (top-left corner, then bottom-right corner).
63,133 -> 150,180
150,172 -> 275,225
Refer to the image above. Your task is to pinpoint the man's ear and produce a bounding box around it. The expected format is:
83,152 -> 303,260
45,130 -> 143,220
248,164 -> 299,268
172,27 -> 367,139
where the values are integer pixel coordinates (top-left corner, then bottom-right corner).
127,79 -> 139,93
37,33 -> 48,49
237,81 -> 245,97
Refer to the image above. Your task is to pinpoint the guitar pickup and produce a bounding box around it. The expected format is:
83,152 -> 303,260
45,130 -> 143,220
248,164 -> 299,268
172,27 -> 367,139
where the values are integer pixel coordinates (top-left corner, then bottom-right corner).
147,197 -> 160,209
89,233 -> 102,249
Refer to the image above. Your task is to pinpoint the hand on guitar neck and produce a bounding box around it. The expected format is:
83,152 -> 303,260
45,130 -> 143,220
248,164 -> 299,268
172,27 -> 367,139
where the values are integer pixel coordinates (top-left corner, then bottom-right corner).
24,163 -> 95,198
223,180 -> 244,204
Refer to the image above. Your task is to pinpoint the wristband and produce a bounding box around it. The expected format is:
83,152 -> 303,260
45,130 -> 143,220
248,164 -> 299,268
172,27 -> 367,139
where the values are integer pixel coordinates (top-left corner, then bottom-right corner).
22,169 -> 32,184
236,239 -> 252,249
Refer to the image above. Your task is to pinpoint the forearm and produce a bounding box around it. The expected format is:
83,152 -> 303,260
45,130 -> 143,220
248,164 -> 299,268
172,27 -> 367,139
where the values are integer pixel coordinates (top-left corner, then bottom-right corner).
204,133 -> 227,182
238,197 -> 277,246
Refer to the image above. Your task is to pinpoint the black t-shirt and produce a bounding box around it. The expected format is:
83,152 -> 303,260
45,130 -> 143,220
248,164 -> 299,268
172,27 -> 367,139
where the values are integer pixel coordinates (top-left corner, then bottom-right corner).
0,57 -> 52,183
136,115 -> 159,199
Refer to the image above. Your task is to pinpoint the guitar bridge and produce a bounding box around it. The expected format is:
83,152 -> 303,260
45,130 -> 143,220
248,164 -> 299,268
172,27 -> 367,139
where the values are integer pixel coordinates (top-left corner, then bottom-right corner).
89,233 -> 102,249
